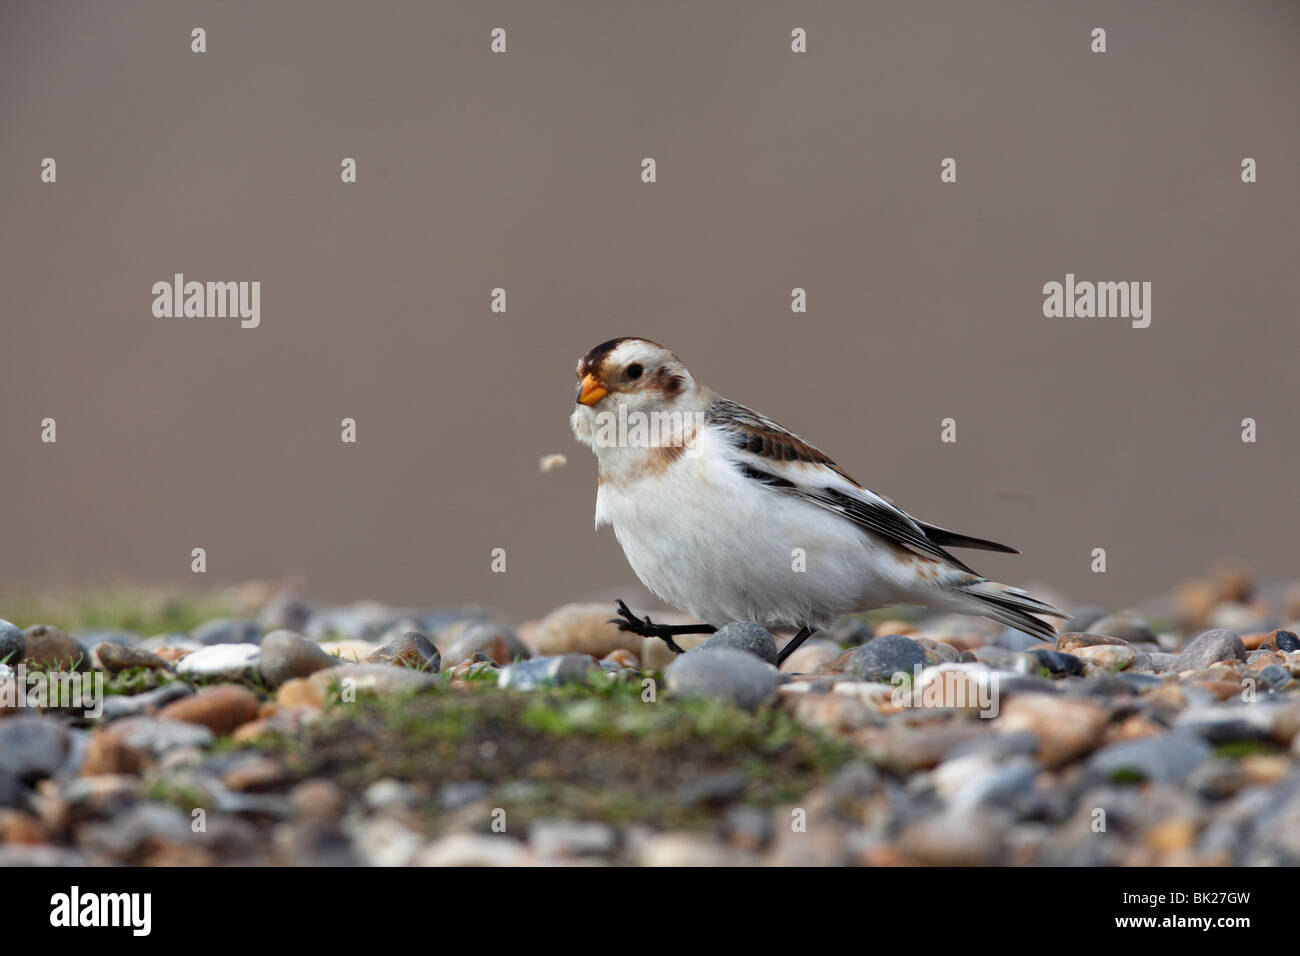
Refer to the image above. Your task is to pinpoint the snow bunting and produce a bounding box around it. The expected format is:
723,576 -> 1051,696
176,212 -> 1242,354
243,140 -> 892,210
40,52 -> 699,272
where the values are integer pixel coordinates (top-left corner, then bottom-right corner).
570,337 -> 1063,664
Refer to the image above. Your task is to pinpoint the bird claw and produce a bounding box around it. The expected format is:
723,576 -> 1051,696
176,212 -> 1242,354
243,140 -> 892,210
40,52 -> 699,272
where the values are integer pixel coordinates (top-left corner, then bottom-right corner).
609,600 -> 687,654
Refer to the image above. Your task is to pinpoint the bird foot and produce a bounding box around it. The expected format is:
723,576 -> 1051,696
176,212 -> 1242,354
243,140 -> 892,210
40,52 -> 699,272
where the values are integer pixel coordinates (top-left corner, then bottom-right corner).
609,600 -> 687,654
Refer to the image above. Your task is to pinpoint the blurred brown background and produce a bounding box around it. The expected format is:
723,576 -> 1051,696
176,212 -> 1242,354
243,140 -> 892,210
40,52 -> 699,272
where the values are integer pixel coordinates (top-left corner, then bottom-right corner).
2,0 -> 1297,621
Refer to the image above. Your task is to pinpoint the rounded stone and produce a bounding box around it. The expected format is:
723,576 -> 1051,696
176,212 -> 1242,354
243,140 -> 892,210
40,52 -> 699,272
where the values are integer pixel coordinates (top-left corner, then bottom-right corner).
93,642 -> 170,673
666,648 -> 779,710
826,617 -> 874,647
848,634 -> 928,682
257,630 -> 339,688
22,625 -> 90,671
443,621 -> 531,666
1172,629 -> 1247,672
366,630 -> 440,672
0,619 -> 25,665
158,686 -> 260,736
699,622 -> 778,665
529,603 -> 643,659
1088,613 -> 1158,646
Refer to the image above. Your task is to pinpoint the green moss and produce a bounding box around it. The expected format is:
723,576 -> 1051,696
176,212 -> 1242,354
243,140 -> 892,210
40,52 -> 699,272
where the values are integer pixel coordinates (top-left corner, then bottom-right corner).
254,676 -> 855,832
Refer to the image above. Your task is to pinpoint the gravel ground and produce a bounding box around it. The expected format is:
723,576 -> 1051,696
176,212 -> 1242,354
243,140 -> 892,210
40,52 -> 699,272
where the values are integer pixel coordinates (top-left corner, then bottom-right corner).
2,567 -> 1299,866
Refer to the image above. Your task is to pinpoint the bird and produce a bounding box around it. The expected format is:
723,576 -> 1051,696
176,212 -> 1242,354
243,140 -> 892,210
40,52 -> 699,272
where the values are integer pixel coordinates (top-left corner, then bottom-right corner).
569,336 -> 1064,666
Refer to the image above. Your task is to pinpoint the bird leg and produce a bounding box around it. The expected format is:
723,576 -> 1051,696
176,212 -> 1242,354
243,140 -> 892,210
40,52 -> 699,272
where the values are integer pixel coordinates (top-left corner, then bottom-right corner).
609,600 -> 716,655
776,625 -> 816,667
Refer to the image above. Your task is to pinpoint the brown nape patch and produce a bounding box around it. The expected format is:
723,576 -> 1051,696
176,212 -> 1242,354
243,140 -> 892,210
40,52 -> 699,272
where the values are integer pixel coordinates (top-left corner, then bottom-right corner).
653,366 -> 684,398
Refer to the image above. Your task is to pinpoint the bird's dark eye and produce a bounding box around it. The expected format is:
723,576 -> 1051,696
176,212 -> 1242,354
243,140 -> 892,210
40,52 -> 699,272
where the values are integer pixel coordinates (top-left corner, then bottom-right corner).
626,363 -> 643,380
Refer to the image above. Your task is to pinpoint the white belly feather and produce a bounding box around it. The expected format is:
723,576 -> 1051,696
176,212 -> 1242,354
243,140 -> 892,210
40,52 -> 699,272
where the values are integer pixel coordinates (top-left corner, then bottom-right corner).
595,429 -> 909,629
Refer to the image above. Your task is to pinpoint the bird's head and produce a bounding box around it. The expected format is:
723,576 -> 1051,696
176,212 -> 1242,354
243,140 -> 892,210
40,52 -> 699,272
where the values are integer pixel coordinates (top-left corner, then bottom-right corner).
569,337 -> 705,455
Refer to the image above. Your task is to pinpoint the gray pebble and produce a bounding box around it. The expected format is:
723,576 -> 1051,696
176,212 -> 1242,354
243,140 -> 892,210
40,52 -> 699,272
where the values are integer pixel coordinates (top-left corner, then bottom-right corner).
444,621 -> 531,666
257,630 -> 339,688
0,717 -> 69,780
699,622 -> 778,665
497,654 -> 599,691
848,634 -> 928,682
991,629 -> 1044,652
1088,735 -> 1212,784
666,648 -> 779,709
0,619 -> 24,665
192,618 -> 263,646
110,716 -> 215,756
1172,628 -> 1247,671
100,682 -> 194,721
1088,613 -> 1157,645
826,617 -> 874,647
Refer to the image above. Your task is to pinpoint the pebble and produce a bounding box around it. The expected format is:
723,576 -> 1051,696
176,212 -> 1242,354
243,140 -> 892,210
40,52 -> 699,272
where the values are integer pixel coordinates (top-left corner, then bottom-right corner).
1174,705 -> 1278,743
637,832 -> 752,867
443,621 -> 532,666
825,617 -> 874,646
413,833 -> 530,866
1073,644 -> 1137,674
290,779 -> 346,823
699,622 -> 778,665
997,693 -> 1106,768
93,642 -> 170,673
666,648 -> 779,709
22,625 -> 90,671
529,819 -> 617,858
675,770 -> 748,807
0,619 -> 25,664
897,809 -> 1005,865
1017,647 -> 1085,677
601,648 -> 640,669
366,630 -> 441,672
1057,632 -> 1131,654
992,629 -> 1045,652
779,639 -> 842,674
848,634 -> 928,682
80,731 -> 149,776
0,717 -> 69,780
192,618 -> 262,646
1172,629 -> 1248,671
529,603 -> 642,659
175,643 -> 261,680
100,682 -> 194,721
257,630 -> 339,687
1263,629 -> 1300,653
1088,613 -> 1158,645
1088,735 -> 1212,784
159,686 -> 260,735
110,717 -> 215,756
258,593 -> 313,633
498,654 -> 601,691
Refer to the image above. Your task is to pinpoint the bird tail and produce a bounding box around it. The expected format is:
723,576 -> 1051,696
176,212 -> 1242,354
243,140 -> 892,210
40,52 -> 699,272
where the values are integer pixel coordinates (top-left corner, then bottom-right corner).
950,579 -> 1063,642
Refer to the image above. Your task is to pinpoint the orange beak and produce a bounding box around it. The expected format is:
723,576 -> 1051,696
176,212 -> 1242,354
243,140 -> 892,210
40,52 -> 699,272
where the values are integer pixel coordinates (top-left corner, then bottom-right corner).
576,373 -> 608,406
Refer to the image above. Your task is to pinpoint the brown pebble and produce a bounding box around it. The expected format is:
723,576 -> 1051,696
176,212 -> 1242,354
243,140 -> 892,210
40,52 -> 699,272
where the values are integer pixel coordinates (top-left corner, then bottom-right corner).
223,757 -> 286,792
277,677 -> 325,710
601,648 -> 640,669
80,730 -> 150,776
158,686 -> 259,735
290,778 -> 346,823
0,809 -> 47,845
